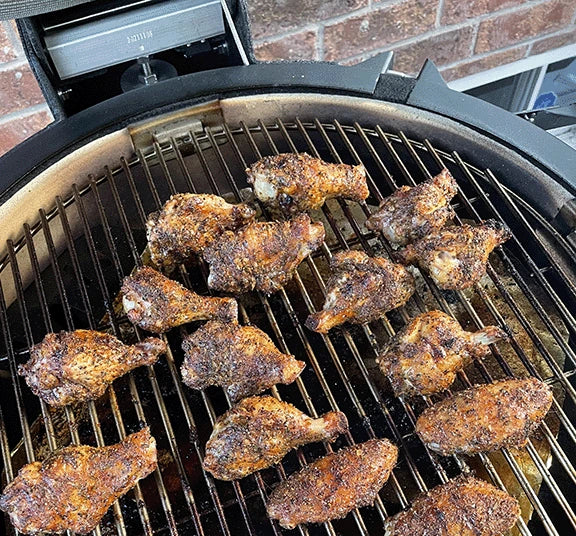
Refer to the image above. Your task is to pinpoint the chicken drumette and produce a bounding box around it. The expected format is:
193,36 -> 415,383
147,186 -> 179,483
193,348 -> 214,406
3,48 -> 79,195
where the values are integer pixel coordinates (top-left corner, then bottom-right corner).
305,250 -> 415,333
19,330 -> 166,406
203,395 -> 348,480
0,428 -> 157,535
366,168 -> 457,247
377,310 -> 507,397
246,152 -> 369,213
395,220 -> 511,290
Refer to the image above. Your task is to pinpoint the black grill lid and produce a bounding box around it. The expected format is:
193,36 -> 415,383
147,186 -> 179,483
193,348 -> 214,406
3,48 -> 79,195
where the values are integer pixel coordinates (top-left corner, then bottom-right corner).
0,0 -> 95,19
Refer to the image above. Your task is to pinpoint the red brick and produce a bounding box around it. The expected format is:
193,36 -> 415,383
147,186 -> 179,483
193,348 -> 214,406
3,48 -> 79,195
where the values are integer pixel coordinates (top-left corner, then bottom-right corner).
255,30 -> 318,61
324,0 -> 437,61
441,0 -> 524,25
475,0 -> 575,54
0,23 -> 18,63
0,65 -> 45,116
530,28 -> 576,55
0,110 -> 52,157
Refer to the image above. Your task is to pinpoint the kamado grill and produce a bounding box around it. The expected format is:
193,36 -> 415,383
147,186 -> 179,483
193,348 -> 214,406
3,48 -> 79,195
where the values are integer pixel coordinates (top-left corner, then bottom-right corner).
0,1 -> 575,535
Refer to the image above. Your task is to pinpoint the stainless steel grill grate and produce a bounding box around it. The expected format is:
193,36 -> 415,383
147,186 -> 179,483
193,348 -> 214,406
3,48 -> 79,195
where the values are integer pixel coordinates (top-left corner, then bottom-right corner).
0,119 -> 575,536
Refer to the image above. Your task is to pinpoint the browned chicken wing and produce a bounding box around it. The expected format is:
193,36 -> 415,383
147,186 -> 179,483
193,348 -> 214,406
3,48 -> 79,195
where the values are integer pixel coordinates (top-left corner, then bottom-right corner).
122,266 -> 237,333
377,310 -> 507,397
416,377 -> 553,456
204,214 -> 325,295
0,428 -> 157,535
246,152 -> 369,213
385,475 -> 520,536
396,220 -> 511,290
146,193 -> 256,270
306,250 -> 415,333
366,169 -> 457,247
203,395 -> 348,480
19,330 -> 166,406
267,438 -> 398,529
181,320 -> 305,402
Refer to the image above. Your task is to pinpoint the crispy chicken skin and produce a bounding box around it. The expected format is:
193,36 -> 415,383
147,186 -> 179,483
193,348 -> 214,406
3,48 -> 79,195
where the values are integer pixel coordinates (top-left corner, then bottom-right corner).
306,250 -> 415,333
146,193 -> 256,270
385,475 -> 520,536
204,214 -> 325,295
377,310 -> 507,397
246,152 -> 369,213
0,428 -> 157,535
416,377 -> 553,456
181,320 -> 305,402
122,266 -> 237,333
396,220 -> 511,290
366,169 -> 457,247
267,438 -> 398,529
203,395 -> 348,480
19,330 -> 166,406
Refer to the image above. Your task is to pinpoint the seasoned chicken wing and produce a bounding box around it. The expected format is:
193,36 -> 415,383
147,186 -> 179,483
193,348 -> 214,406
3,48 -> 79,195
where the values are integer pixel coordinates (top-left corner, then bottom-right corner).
246,152 -> 369,213
0,428 -> 157,535
122,266 -> 237,333
203,395 -> 348,480
204,214 -> 325,295
19,330 -> 166,406
416,377 -> 553,456
305,250 -> 415,333
396,220 -> 511,290
377,310 -> 507,397
267,438 -> 398,529
385,475 -> 520,536
181,320 -> 305,402
366,168 -> 457,247
146,193 -> 256,270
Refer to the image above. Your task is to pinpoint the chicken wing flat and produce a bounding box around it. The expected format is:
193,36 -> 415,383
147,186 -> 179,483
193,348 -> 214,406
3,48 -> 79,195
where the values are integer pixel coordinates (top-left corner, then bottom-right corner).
146,193 -> 256,270
385,475 -> 520,536
181,320 -> 305,402
246,152 -> 369,213
377,310 -> 507,397
366,169 -> 457,247
203,395 -> 348,480
204,214 -> 325,295
0,428 -> 157,535
19,330 -> 166,406
306,250 -> 415,333
122,266 -> 238,333
396,220 -> 511,290
267,438 -> 398,529
416,377 -> 553,456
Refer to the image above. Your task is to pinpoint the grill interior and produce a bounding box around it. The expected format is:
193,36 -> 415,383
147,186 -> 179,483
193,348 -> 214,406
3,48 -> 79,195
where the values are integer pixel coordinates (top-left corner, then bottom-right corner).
0,119 -> 575,536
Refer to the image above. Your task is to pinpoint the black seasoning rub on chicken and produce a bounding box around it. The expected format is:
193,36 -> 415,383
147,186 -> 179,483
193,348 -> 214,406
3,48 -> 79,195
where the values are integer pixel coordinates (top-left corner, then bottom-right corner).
122,266 -> 238,333
19,330 -> 166,406
203,395 -> 348,480
267,438 -> 398,529
384,475 -> 520,536
366,168 -> 458,247
377,310 -> 507,397
0,428 -> 157,535
416,377 -> 553,456
181,320 -> 305,402
305,250 -> 415,333
246,152 -> 369,213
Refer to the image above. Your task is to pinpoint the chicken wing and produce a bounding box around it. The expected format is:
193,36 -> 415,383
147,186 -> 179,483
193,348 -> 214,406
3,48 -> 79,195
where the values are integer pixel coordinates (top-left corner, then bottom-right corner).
204,214 -> 325,295
0,428 -> 157,535
267,438 -> 398,529
305,250 -> 415,333
19,330 -> 166,406
377,310 -> 507,397
385,475 -> 520,536
395,220 -> 511,290
366,169 -> 457,247
416,377 -> 553,456
122,266 -> 237,333
203,395 -> 348,480
246,152 -> 369,213
146,193 -> 256,270
181,320 -> 305,402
